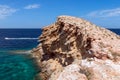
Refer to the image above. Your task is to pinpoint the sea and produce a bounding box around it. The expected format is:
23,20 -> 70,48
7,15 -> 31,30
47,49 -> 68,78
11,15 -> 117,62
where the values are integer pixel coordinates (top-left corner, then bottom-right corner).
0,29 -> 41,80
0,28 -> 119,80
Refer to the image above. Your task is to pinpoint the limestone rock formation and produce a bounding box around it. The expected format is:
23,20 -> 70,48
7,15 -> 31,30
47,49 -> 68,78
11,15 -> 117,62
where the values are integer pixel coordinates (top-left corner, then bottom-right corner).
32,15 -> 120,80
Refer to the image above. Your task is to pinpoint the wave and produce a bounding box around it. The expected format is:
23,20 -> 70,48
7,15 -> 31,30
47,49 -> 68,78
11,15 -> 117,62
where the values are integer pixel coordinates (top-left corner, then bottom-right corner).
5,37 -> 38,40
9,50 -> 32,54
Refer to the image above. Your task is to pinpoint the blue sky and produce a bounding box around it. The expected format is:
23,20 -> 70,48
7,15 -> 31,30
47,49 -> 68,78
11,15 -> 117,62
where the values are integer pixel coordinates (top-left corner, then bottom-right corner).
0,0 -> 120,28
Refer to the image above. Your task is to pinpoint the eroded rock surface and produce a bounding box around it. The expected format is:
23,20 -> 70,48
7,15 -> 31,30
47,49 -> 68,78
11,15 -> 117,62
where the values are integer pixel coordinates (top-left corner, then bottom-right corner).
32,15 -> 120,80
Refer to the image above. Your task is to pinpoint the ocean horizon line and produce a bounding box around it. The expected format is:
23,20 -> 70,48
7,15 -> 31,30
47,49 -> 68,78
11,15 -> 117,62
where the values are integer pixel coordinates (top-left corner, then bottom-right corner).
0,28 -> 119,29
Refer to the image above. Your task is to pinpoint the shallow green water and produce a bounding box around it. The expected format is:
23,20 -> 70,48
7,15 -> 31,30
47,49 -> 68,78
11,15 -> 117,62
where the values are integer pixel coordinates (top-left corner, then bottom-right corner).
0,51 -> 40,80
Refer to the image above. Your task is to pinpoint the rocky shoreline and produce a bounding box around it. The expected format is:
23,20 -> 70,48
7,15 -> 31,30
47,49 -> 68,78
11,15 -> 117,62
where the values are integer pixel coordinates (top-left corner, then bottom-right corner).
32,15 -> 120,80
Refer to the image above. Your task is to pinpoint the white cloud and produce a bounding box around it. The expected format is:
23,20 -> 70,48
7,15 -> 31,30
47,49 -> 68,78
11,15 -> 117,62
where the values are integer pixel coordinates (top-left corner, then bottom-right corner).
0,5 -> 17,19
87,8 -> 120,17
24,4 -> 40,9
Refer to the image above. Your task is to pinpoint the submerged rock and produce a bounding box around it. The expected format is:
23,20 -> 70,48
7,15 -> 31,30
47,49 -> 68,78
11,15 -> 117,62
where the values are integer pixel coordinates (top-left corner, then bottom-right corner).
32,15 -> 120,80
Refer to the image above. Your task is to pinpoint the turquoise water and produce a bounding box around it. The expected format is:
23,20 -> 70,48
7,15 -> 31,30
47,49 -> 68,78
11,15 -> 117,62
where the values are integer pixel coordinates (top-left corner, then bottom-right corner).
0,51 -> 39,80
0,29 -> 41,80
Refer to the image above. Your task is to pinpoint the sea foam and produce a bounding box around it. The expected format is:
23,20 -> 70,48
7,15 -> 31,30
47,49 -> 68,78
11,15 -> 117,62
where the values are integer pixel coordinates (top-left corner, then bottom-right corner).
5,37 -> 38,40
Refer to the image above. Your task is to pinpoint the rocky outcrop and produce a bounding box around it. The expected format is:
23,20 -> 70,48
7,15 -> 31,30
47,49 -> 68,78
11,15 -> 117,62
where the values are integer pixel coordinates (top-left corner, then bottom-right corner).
32,15 -> 120,80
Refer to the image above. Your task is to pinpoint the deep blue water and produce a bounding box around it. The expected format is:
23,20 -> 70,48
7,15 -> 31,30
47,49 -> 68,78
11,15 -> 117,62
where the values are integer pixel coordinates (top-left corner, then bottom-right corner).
109,29 -> 120,35
0,28 -> 119,80
0,29 -> 41,80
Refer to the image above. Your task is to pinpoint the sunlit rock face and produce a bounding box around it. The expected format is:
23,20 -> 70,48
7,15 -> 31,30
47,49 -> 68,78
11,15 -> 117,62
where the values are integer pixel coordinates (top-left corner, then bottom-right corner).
32,15 -> 120,80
